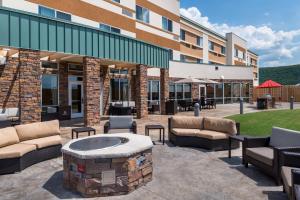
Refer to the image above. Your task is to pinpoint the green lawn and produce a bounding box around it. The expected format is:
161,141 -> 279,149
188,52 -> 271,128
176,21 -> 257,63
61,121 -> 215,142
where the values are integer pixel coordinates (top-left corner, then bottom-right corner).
226,109 -> 300,137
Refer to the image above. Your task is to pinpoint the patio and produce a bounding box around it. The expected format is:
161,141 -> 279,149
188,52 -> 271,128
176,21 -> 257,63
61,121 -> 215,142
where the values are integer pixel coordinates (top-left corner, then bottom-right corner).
1,103 -> 299,200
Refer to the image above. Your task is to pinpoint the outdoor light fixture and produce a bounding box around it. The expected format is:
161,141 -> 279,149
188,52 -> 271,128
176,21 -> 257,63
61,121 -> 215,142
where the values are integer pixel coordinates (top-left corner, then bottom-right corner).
108,65 -> 116,68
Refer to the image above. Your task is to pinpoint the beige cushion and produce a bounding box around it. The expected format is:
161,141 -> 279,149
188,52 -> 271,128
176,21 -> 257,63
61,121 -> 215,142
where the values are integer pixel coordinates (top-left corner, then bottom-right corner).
203,117 -> 237,135
172,128 -> 202,137
15,120 -> 60,141
0,127 -> 20,148
246,147 -> 274,166
0,143 -> 36,159
197,130 -> 229,140
21,135 -> 62,149
171,116 -> 203,129
281,166 -> 299,197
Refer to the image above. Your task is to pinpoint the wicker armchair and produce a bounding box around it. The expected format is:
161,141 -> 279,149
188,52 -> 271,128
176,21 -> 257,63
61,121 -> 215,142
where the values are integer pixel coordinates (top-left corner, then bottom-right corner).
243,127 -> 300,185
280,152 -> 300,200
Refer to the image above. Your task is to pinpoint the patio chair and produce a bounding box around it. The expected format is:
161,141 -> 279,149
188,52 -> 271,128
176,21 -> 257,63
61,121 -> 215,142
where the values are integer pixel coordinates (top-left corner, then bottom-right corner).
243,127 -> 300,185
104,116 -> 137,134
280,152 -> 300,200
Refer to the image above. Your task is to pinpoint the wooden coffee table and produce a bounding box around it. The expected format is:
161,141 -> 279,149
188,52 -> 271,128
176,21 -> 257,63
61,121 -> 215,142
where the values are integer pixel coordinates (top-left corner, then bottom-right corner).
72,127 -> 96,139
145,124 -> 165,145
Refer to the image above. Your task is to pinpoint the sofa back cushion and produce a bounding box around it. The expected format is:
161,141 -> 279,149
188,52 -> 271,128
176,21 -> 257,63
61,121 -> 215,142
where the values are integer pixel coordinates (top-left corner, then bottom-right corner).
15,120 -> 60,141
110,116 -> 133,129
171,116 -> 203,129
270,127 -> 300,147
0,127 -> 20,148
203,117 -> 237,135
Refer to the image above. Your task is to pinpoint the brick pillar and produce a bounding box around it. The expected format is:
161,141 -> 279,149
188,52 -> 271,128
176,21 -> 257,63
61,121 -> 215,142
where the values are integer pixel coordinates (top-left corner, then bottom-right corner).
83,57 -> 101,126
19,49 -> 41,124
135,65 -> 148,119
160,68 -> 169,115
58,62 -> 70,120
100,66 -> 110,115
0,57 -> 20,110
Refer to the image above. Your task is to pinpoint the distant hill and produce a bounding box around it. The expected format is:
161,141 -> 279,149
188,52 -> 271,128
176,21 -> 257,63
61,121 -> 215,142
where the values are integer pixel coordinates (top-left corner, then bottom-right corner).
259,65 -> 300,85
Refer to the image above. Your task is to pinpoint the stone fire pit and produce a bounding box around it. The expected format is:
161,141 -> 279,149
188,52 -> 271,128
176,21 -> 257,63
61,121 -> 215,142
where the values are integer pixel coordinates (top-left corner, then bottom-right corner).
61,133 -> 153,197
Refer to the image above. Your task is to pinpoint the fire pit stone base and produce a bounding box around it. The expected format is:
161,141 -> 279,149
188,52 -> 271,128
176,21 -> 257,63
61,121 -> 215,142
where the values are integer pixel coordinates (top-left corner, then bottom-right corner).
63,149 -> 153,197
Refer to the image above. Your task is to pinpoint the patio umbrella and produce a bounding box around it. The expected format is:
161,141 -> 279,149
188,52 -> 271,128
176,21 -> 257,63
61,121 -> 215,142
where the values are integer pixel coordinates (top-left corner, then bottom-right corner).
175,77 -> 206,84
200,79 -> 220,84
257,80 -> 282,88
257,80 -> 283,101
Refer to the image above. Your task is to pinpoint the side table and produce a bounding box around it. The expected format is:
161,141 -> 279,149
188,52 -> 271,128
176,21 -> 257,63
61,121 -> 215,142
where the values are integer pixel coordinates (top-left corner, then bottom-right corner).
72,127 -> 96,139
145,124 -> 165,145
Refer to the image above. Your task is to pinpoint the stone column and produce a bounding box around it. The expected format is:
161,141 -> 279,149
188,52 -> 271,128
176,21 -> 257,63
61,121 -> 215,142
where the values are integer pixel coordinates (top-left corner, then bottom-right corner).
19,49 -> 41,124
0,57 -> 20,110
160,68 -> 169,115
100,65 -> 110,115
135,65 -> 148,119
83,57 -> 101,126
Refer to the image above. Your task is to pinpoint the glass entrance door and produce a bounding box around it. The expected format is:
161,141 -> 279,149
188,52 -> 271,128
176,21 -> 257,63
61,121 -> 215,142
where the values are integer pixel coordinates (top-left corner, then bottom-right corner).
69,82 -> 83,118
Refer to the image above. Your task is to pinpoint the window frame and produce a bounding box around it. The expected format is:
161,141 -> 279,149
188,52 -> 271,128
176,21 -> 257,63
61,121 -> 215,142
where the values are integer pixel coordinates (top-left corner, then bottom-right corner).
136,5 -> 150,23
162,16 -> 173,32
41,74 -> 59,107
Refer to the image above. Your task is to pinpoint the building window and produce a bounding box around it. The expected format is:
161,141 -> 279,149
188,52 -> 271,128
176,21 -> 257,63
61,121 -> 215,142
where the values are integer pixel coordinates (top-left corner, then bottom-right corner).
221,46 -> 226,55
180,55 -> 186,62
42,75 -> 58,106
169,49 -> 173,60
122,9 -> 133,17
39,6 -> 71,21
136,5 -> 149,23
162,17 -> 173,32
41,61 -> 58,69
184,84 -> 191,99
110,78 -> 129,102
56,11 -> 71,21
112,0 -> 120,3
197,36 -> 203,47
148,80 -> 160,102
208,41 -> 214,51
169,83 -> 175,99
197,59 -> 203,64
100,24 -> 121,34
180,29 -> 185,41
68,64 -> 83,72
110,69 -> 128,74
39,6 -> 55,18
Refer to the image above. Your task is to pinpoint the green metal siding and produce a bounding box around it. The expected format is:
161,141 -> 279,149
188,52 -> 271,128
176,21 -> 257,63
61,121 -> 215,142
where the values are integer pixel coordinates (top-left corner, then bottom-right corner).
0,7 -> 169,68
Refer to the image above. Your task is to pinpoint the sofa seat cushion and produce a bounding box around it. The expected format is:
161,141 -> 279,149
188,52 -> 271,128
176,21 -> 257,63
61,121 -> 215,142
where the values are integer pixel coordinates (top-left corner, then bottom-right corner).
171,116 -> 203,129
197,130 -> 229,140
172,128 -> 202,137
246,147 -> 274,166
0,144 -> 36,159
15,120 -> 60,141
21,135 -> 62,149
0,127 -> 20,148
203,117 -> 237,135
281,166 -> 299,196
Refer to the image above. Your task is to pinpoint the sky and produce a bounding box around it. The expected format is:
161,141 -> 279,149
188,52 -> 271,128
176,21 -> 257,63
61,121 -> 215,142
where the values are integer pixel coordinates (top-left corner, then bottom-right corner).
180,0 -> 300,67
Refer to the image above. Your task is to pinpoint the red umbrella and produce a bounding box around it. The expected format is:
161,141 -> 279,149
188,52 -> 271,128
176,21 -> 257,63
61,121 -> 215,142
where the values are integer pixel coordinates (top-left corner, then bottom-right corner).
257,80 -> 282,88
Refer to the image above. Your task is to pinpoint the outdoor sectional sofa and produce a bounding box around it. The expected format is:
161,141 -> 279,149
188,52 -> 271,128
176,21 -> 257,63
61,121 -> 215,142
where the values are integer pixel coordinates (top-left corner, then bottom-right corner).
0,120 -> 62,174
168,116 -> 240,150
243,127 -> 300,185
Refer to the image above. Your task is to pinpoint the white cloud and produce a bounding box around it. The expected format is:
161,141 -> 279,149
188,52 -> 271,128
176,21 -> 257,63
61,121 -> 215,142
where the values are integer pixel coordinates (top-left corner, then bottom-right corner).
180,7 -> 300,67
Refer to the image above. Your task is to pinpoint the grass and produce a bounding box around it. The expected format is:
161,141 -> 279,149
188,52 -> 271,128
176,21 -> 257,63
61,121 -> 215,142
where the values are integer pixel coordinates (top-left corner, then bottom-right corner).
226,109 -> 300,137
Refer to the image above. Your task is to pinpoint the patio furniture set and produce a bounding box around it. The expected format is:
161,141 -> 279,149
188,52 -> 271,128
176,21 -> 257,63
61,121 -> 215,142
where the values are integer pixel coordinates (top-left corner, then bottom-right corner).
0,115 -> 299,199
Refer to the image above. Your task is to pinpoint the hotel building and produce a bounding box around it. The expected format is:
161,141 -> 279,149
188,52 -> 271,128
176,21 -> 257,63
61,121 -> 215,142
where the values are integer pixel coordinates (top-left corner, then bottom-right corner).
0,0 -> 258,125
